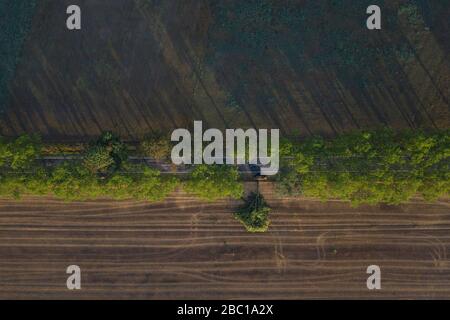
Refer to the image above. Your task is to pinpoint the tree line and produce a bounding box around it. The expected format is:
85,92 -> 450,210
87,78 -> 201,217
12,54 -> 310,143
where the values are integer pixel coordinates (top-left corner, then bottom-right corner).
1,128 -> 449,232
277,129 -> 449,205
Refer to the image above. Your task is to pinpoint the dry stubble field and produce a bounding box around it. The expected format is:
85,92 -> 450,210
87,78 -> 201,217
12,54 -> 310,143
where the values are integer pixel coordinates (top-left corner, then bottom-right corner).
0,183 -> 449,299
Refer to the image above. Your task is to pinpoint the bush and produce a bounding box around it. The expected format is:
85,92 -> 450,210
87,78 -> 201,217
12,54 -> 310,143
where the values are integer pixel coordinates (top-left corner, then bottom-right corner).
131,166 -> 179,201
96,131 -> 128,166
0,173 -> 28,199
104,171 -> 135,200
184,164 -> 244,201
140,132 -> 171,160
0,136 -> 12,167
50,164 -> 103,201
235,192 -> 271,233
83,146 -> 115,174
0,168 -> 50,199
0,135 -> 41,170
106,165 -> 179,201
83,132 -> 128,174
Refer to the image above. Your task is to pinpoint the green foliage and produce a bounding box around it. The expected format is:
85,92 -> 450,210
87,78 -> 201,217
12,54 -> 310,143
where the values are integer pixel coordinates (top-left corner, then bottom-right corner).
0,137 -> 11,167
0,135 -> 41,170
1,130 -> 448,208
140,132 -> 172,160
0,167 -> 50,199
0,136 -> 43,199
0,162 -> 179,202
106,165 -> 179,201
50,163 -> 102,201
83,132 -> 128,174
104,171 -> 134,200
235,192 -> 271,232
185,164 -> 244,201
131,166 -> 179,201
0,133 -> 178,202
96,131 -> 128,165
48,163 -> 179,202
83,146 -> 115,175
276,129 -> 450,206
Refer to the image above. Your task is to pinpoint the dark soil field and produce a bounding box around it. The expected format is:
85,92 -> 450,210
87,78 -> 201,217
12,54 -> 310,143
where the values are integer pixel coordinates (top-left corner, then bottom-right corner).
0,183 -> 449,299
0,0 -> 449,140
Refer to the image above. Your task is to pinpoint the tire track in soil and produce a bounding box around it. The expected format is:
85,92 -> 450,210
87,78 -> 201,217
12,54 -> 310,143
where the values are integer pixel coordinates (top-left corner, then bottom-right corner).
0,184 -> 449,299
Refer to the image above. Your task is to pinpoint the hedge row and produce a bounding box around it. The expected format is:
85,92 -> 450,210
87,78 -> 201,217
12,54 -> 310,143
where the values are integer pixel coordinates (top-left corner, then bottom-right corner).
0,133 -> 243,202
1,129 -> 449,206
0,163 -> 179,202
276,129 -> 449,206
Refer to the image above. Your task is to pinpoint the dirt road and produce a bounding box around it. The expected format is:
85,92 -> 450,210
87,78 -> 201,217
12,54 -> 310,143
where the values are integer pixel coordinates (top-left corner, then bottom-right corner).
0,183 -> 449,299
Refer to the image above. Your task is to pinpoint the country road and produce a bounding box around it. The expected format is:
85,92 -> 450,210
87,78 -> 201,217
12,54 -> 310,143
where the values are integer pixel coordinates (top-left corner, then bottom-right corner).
0,183 -> 449,299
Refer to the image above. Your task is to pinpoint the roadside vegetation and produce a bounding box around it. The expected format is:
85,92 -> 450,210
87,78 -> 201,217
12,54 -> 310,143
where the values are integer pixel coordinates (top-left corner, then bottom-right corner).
0,133 -> 178,202
139,132 -> 172,161
235,192 -> 271,233
276,129 -> 450,206
83,132 -> 128,175
1,129 -> 449,232
184,164 -> 244,201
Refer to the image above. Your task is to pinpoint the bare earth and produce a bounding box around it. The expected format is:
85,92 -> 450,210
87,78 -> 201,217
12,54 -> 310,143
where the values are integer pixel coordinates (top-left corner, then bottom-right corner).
1,1 -> 449,140
0,183 -> 449,300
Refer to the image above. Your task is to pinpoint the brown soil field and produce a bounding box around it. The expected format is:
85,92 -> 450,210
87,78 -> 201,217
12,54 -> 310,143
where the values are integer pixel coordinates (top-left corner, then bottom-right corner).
1,183 -> 449,300
0,0 -> 449,140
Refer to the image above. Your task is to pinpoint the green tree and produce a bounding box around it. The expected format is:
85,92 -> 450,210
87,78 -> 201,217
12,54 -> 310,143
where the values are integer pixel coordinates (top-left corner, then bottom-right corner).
0,136 -> 12,167
140,132 -> 172,161
96,131 -> 128,168
83,146 -> 115,175
50,164 -> 103,201
184,164 -> 244,201
83,132 -> 128,175
235,192 -> 271,233
132,166 -> 179,201
104,172 -> 134,200
276,129 -> 450,206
